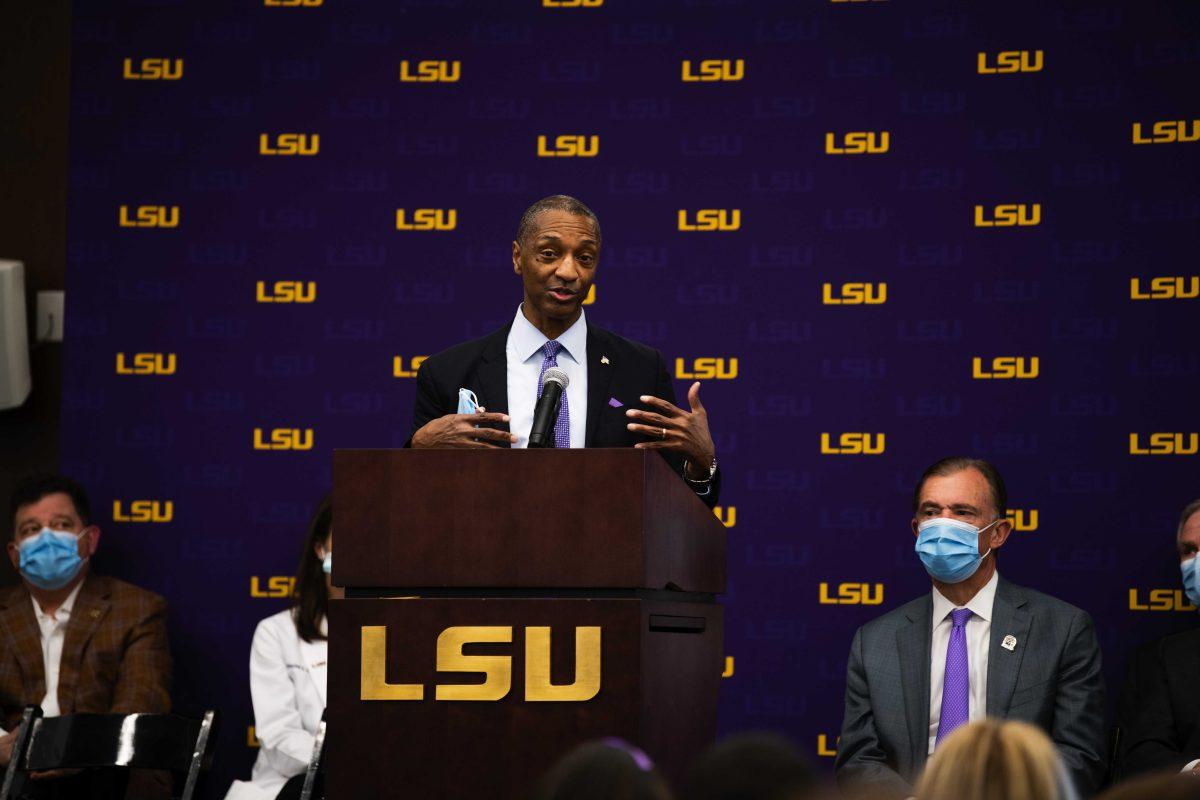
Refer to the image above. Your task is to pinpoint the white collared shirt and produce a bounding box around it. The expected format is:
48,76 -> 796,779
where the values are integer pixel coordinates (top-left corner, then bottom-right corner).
928,569 -> 999,755
505,305 -> 588,449
31,580 -> 85,718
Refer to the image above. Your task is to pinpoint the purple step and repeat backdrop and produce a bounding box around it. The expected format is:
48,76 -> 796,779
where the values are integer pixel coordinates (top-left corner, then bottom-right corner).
62,0 -> 1198,794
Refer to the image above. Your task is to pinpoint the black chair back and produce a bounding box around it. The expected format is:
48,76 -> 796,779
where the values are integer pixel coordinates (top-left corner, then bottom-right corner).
299,714 -> 327,800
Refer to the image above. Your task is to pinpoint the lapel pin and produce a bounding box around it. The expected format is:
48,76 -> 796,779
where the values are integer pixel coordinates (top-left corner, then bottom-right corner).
1002,634 -> 1017,651
89,609 -> 102,620
601,355 -> 610,365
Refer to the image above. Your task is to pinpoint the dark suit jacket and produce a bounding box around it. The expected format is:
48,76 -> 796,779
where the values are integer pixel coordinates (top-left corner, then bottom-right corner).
410,321 -> 721,507
835,577 -> 1107,798
1117,627 -> 1200,777
0,573 -> 172,798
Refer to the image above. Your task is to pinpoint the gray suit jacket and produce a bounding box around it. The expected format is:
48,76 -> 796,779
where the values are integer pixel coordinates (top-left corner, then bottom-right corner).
835,577 -> 1107,798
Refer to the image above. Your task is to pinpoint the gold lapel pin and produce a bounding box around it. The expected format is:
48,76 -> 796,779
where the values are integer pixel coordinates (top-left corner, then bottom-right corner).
601,355 -> 610,365
89,609 -> 102,620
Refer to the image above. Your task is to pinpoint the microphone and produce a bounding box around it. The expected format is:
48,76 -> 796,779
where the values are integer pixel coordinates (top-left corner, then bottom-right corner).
528,367 -> 569,448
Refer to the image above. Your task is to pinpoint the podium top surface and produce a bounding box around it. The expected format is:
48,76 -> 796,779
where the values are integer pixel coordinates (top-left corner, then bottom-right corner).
333,448 -> 726,593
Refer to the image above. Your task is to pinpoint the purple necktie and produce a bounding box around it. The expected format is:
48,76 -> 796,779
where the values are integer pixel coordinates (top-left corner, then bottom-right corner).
537,340 -> 570,449
935,608 -> 973,747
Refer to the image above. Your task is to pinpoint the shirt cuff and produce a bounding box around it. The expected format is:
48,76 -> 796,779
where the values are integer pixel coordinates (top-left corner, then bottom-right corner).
1181,759 -> 1200,773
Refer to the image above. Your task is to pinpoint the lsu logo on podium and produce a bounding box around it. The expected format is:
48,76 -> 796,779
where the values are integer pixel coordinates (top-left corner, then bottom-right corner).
1006,509 -> 1039,532
974,204 -> 1040,227
122,58 -> 183,80
116,353 -> 176,376
681,59 -> 744,82
537,135 -> 599,157
259,133 -> 319,156
399,60 -> 461,83
819,582 -> 884,605
361,625 -> 601,702
714,506 -> 736,528
824,131 -> 890,155
253,428 -> 314,451
675,358 -> 738,380
119,205 -> 179,228
821,282 -> 887,305
820,433 -> 885,455
1129,433 -> 1198,456
1130,277 -> 1199,300
112,500 -> 173,523
393,356 -> 427,378
256,281 -> 316,303
395,209 -> 457,231
976,50 -> 1043,74
1129,589 -> 1196,612
678,209 -> 741,232
251,576 -> 296,598
1132,120 -> 1200,145
972,357 -> 1039,379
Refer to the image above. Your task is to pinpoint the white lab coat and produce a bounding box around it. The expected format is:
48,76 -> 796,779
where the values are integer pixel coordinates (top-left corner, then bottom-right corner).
225,609 -> 327,800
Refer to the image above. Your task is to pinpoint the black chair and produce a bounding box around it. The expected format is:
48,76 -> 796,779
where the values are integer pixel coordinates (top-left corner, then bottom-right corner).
299,711 -> 326,800
0,705 -> 218,800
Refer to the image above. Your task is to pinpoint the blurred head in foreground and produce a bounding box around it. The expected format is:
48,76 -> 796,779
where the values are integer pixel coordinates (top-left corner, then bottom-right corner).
533,738 -> 672,800
684,732 -> 819,800
916,719 -> 1072,800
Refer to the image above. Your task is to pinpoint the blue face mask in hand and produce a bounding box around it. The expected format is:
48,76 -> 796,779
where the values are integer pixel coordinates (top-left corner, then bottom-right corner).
457,388 -> 479,415
322,552 -> 332,575
1181,557 -> 1200,608
915,517 -> 1000,584
19,528 -> 87,590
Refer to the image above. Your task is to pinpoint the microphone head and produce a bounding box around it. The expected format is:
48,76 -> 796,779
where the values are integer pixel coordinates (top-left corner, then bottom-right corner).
543,367 -> 569,389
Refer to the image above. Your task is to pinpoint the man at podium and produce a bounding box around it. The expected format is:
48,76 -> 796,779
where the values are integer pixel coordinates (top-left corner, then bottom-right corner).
407,194 -> 721,507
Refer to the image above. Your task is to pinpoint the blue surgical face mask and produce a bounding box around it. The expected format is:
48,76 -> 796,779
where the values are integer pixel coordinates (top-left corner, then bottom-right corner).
915,517 -> 999,584
1181,557 -> 1200,608
457,388 -> 479,415
18,528 -> 87,590
322,552 -> 332,575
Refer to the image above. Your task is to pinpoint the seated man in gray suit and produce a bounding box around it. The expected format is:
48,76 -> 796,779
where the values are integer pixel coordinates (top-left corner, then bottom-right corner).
835,457 -> 1106,798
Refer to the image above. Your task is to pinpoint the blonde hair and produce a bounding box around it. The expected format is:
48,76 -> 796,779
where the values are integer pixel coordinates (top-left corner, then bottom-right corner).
916,719 -> 1062,800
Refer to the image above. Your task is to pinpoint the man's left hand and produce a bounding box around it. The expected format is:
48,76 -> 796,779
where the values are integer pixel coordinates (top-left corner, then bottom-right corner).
625,381 -> 716,476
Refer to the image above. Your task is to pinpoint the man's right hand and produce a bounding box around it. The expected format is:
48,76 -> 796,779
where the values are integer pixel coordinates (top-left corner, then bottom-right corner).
411,411 -> 516,449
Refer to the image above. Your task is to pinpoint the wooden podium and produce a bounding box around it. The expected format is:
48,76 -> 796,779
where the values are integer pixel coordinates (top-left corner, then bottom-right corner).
327,449 -> 726,799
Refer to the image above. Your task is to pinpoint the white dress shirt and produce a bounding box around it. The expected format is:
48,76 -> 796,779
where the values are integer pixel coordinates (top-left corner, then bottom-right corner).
928,569 -> 999,755
505,305 -> 588,449
32,580 -> 84,719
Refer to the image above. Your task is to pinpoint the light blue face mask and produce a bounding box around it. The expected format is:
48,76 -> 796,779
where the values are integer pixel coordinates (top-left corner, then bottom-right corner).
322,552 -> 332,575
457,388 -> 479,415
915,517 -> 999,584
1181,557 -> 1200,608
19,528 -> 87,590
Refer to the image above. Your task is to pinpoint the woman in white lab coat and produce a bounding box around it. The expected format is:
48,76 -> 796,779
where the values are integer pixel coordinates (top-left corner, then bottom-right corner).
226,496 -> 339,800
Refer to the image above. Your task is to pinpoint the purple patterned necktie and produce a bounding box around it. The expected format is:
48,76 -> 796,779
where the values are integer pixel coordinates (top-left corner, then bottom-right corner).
935,608 -> 973,747
537,340 -> 570,449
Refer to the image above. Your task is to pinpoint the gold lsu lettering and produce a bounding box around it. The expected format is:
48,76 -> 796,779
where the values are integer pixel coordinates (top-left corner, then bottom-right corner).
977,50 -> 1043,74
822,283 -> 887,305
119,205 -> 179,228
819,582 -> 884,605
112,500 -> 174,523
1006,509 -> 1039,532
392,356 -> 428,378
817,735 -> 840,758
820,433 -> 886,455
824,132 -> 890,155
361,625 -> 601,702
713,506 -> 736,528
259,133 -> 319,156
395,209 -> 457,231
972,357 -> 1040,379
1130,277 -> 1199,300
251,576 -> 296,598
675,358 -> 738,380
115,353 -> 176,375
1129,433 -> 1198,456
122,58 -> 183,80
253,428 -> 314,451
1132,120 -> 1200,145
543,0 -> 604,7
678,209 -> 741,232
681,59 -> 744,82
264,0 -> 323,6
256,281 -> 317,303
537,135 -> 599,158
974,204 -> 1040,227
1129,589 -> 1196,612
399,60 -> 461,83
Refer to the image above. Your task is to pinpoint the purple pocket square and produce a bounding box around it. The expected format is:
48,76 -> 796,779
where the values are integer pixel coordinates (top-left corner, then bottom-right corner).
608,397 -> 624,408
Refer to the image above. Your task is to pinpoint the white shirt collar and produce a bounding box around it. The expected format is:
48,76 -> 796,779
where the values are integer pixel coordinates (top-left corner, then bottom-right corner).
31,579 -> 85,625
508,304 -> 587,365
932,568 -> 999,625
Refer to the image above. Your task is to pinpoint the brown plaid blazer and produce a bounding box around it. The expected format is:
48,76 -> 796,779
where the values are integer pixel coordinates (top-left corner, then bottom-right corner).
0,572 -> 172,731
